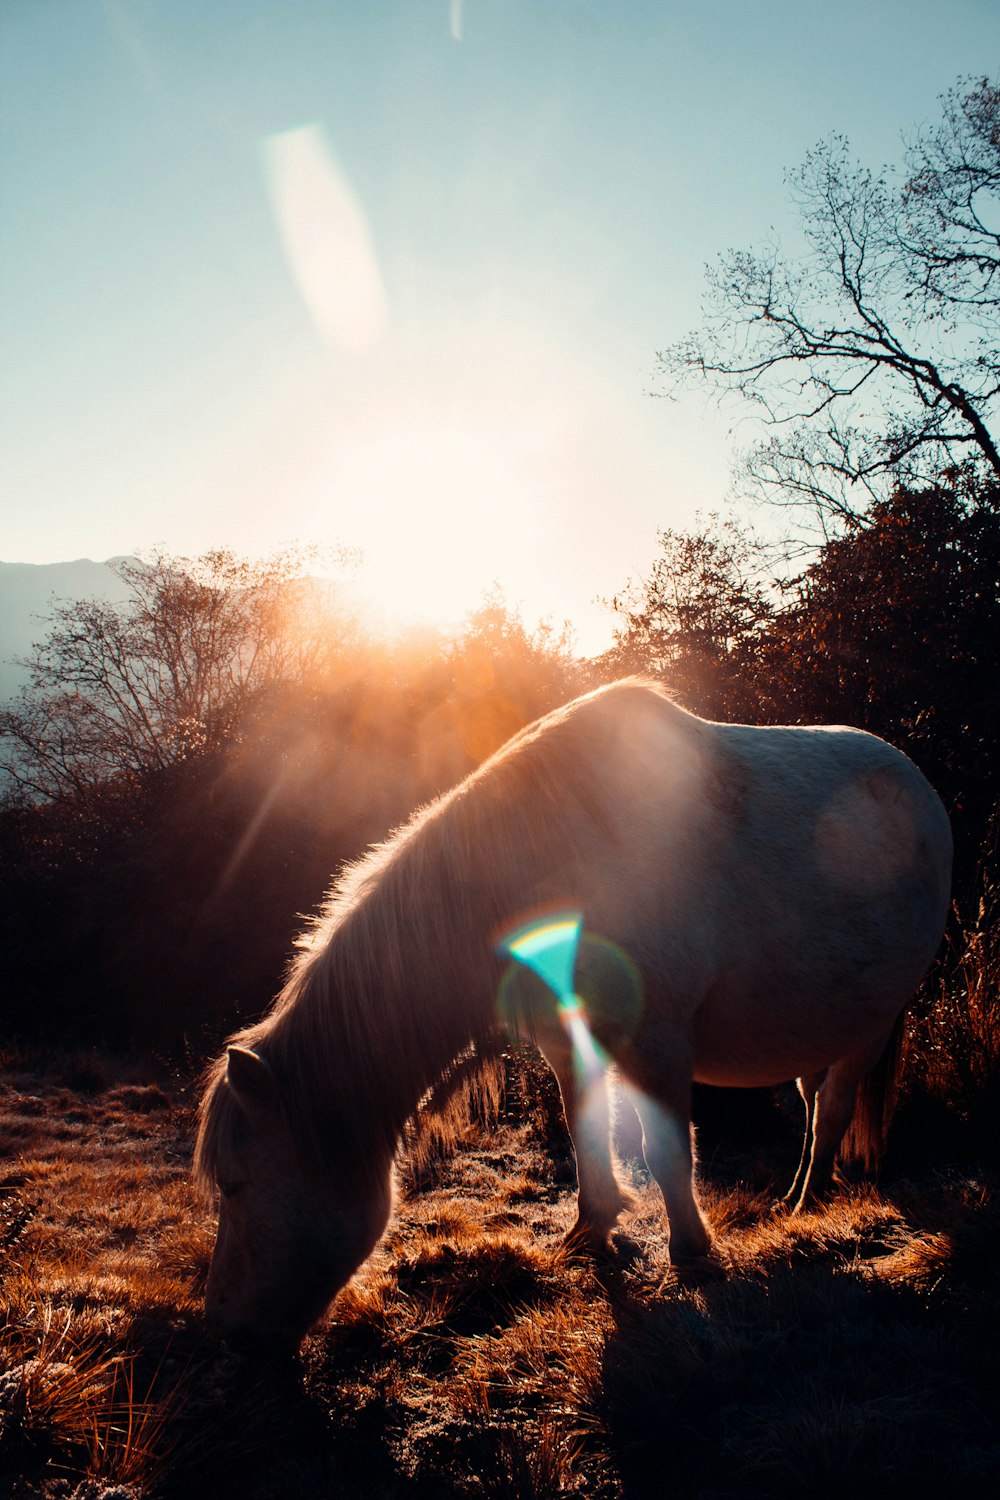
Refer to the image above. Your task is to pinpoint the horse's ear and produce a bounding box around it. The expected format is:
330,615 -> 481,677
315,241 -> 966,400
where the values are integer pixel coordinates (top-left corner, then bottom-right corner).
226,1047 -> 278,1110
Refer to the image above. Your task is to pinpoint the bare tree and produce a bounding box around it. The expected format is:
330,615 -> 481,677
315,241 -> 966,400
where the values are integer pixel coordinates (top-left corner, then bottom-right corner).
605,517 -> 773,718
0,546 -> 356,804
658,77 -> 1000,528
899,77 -> 1000,323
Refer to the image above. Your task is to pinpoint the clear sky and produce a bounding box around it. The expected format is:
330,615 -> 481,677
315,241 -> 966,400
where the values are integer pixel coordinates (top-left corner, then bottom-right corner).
1,1 -> 996,649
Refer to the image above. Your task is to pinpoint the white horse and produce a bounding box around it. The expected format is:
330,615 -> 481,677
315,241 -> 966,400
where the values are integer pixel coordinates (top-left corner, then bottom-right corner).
195,680 -> 951,1351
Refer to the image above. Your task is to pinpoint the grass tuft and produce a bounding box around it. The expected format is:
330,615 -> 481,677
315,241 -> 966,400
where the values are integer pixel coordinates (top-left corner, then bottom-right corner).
1,1047 -> 998,1497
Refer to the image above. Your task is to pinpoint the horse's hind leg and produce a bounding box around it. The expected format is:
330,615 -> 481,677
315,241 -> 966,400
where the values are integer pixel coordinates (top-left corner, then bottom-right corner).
789,1053 -> 873,1212
538,1037 -> 631,1251
783,1070 -> 826,1208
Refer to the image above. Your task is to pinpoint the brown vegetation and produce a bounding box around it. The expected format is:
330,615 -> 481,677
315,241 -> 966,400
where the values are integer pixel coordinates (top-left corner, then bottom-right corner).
1,1039 -> 998,1499
0,482 -> 996,1495
0,475 -> 996,1493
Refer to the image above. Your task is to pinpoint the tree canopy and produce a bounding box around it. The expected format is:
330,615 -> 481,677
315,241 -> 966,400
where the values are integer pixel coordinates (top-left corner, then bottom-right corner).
605,516 -> 772,721
0,546 -> 356,806
608,476 -> 1000,880
658,77 -> 1000,528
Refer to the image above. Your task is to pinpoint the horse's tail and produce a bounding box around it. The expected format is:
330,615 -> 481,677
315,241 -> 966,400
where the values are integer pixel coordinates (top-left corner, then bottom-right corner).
840,1010 -> 907,1173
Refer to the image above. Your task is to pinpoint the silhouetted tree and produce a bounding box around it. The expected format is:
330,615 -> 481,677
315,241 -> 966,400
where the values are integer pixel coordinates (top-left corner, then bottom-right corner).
0,565 -> 581,1050
605,517 -> 773,719
606,480 -> 999,881
659,78 -> 1000,527
0,546 -> 355,806
762,475 -> 1000,846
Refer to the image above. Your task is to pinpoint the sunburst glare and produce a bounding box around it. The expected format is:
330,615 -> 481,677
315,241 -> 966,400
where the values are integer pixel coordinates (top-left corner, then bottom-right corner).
319,420 -> 543,629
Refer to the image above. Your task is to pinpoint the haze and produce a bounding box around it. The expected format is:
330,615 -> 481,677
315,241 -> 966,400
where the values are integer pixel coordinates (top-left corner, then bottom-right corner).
1,0 -> 994,649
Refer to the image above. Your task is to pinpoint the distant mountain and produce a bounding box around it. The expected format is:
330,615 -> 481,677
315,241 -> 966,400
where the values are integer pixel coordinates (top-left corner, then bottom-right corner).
0,558 -> 132,703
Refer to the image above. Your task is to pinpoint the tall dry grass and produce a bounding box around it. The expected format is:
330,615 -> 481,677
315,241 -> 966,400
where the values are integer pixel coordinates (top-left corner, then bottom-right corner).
904,855 -> 1000,1154
1,1002 -> 998,1499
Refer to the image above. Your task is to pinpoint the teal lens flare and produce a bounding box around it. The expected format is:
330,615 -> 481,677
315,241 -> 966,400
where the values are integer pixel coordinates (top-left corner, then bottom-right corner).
501,913 -> 583,1013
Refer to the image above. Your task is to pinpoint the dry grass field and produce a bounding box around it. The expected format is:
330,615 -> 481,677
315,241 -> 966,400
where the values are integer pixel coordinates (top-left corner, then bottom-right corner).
1,1049 -> 998,1500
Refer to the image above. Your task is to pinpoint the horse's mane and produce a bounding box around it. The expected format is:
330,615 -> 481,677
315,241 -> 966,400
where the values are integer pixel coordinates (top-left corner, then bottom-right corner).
195,678 -> 682,1194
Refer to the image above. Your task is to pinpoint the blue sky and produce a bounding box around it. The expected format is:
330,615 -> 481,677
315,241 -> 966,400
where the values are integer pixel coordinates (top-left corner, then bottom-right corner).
1,1 -> 996,648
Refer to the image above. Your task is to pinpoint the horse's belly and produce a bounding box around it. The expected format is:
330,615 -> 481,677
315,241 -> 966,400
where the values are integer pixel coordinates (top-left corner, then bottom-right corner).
690,984 -> 900,1088
692,1036 -> 827,1089
687,854 -> 949,1087
693,1050 -> 824,1089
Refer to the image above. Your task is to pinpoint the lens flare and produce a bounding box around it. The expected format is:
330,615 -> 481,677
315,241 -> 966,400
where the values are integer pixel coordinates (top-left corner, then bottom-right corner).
262,124 -> 388,355
502,913 -> 582,1012
498,912 -> 613,1088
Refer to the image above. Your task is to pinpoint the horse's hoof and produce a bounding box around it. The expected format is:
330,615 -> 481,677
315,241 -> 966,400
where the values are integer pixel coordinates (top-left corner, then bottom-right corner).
560,1222 -> 612,1259
664,1252 -> 727,1286
607,1230 -> 644,1269
786,1190 -> 823,1217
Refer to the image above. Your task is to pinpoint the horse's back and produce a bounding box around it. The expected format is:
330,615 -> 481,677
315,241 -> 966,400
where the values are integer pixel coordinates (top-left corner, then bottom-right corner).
691,717 -> 950,1084
713,716 -> 952,929
511,681 -> 951,950
531,684 -> 952,1087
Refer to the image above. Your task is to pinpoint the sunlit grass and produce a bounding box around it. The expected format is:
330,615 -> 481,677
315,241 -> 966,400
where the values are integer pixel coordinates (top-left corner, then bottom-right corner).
905,865 -> 1000,1151
1,1048 -> 997,1497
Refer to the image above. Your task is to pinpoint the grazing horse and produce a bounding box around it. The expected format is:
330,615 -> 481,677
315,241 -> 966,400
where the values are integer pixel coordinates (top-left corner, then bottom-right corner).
195,680 -> 952,1351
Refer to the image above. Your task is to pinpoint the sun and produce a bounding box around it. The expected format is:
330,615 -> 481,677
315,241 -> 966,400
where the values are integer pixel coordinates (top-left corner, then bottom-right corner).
319,420 -> 543,628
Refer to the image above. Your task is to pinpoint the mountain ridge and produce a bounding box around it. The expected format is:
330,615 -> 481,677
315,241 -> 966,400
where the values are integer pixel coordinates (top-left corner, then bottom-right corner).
0,557 -> 133,701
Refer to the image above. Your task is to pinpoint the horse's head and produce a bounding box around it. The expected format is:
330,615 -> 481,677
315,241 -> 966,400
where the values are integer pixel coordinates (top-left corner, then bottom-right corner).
197,1046 -> 393,1356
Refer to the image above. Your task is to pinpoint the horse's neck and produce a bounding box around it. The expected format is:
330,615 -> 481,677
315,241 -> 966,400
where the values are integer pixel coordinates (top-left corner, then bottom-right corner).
304,882 -> 500,1135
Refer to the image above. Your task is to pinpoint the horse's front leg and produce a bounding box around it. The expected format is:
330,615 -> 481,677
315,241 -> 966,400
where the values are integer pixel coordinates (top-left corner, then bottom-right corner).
622,1039 -> 712,1265
537,1034 -> 631,1252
